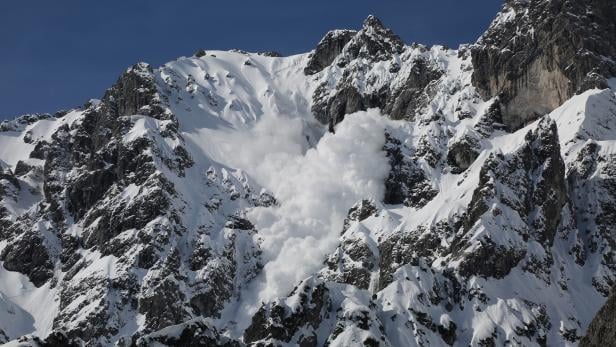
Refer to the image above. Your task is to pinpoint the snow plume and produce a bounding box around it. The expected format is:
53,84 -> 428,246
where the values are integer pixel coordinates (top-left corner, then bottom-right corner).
212,109 -> 390,309
250,111 -> 390,301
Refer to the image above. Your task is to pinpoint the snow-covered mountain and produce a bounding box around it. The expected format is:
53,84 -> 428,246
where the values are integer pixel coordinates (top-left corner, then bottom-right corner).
1,0 -> 616,346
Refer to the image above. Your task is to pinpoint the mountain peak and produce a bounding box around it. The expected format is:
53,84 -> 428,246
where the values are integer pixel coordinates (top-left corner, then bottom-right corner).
362,14 -> 385,30
304,15 -> 404,76
345,15 -> 404,62
358,14 -> 402,45
304,29 -> 357,75
3,3 -> 616,346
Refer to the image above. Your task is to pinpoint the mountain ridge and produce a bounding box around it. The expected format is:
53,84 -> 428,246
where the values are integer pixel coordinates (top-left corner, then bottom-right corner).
1,1 -> 616,346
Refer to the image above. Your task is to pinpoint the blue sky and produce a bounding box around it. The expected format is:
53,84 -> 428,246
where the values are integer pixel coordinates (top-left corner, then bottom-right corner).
0,1 -> 503,119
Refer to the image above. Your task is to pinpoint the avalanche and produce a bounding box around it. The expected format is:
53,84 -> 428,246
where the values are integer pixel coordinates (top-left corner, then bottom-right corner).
1,1 -> 616,346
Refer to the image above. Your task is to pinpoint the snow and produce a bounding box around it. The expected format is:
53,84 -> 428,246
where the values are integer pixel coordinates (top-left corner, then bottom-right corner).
156,45 -> 616,345
0,131 -> 34,170
142,51 -> 394,336
243,110 -> 390,302
150,50 -> 411,337
551,89 -> 616,142
0,23 -> 615,345
0,110 -> 83,170
0,292 -> 34,342
0,260 -> 59,340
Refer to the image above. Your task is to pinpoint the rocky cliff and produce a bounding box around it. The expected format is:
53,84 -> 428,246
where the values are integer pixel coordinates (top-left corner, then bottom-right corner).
471,0 -> 616,130
1,0 -> 616,346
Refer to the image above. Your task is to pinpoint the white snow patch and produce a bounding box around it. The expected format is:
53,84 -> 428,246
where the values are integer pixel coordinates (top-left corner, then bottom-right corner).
0,261 -> 58,340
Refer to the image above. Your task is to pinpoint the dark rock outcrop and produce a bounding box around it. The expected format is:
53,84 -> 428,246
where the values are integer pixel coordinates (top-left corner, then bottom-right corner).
447,135 -> 481,173
244,278 -> 330,345
309,16 -> 443,130
379,222 -> 453,289
580,287 -> 616,347
457,238 -> 527,280
383,132 -> 438,207
0,113 -> 53,132
384,56 -> 443,121
3,331 -> 83,347
455,117 -> 567,278
139,249 -> 191,331
319,201 -> 380,289
305,29 -> 357,75
344,15 -> 404,62
102,62 -> 171,120
471,0 -> 616,130
129,319 -> 240,347
324,237 -> 376,290
0,167 -> 20,190
0,231 -> 54,287
258,51 -> 283,57
342,199 -> 378,234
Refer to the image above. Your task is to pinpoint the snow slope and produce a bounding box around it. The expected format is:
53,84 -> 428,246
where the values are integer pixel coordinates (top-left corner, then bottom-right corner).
0,7 -> 616,347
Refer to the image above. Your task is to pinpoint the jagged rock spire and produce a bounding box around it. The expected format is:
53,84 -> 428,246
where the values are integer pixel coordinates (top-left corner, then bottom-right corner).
362,14 -> 385,30
304,30 -> 357,75
304,15 -> 404,75
349,14 -> 404,60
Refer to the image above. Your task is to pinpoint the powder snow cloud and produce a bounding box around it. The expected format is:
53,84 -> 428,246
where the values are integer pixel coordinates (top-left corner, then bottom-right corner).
207,109 -> 391,302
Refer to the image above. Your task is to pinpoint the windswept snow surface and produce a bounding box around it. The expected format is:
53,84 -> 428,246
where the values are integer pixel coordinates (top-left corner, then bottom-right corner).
0,259 -> 58,339
0,110 -> 82,169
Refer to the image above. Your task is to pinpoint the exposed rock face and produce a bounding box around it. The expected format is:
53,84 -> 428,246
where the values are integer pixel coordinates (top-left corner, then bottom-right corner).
0,113 -> 54,132
0,167 -> 18,233
244,278 -> 331,346
342,199 -> 378,234
128,319 -> 241,347
319,200 -> 380,290
580,288 -> 616,347
383,57 -> 443,121
455,117 -> 567,279
304,29 -> 357,75
3,331 -> 83,347
258,51 -> 282,57
378,221 -> 454,290
383,132 -> 437,207
1,231 -> 54,287
308,16 -> 442,130
567,126 -> 616,296
471,0 -> 616,130
344,15 -> 404,62
244,276 -> 392,347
